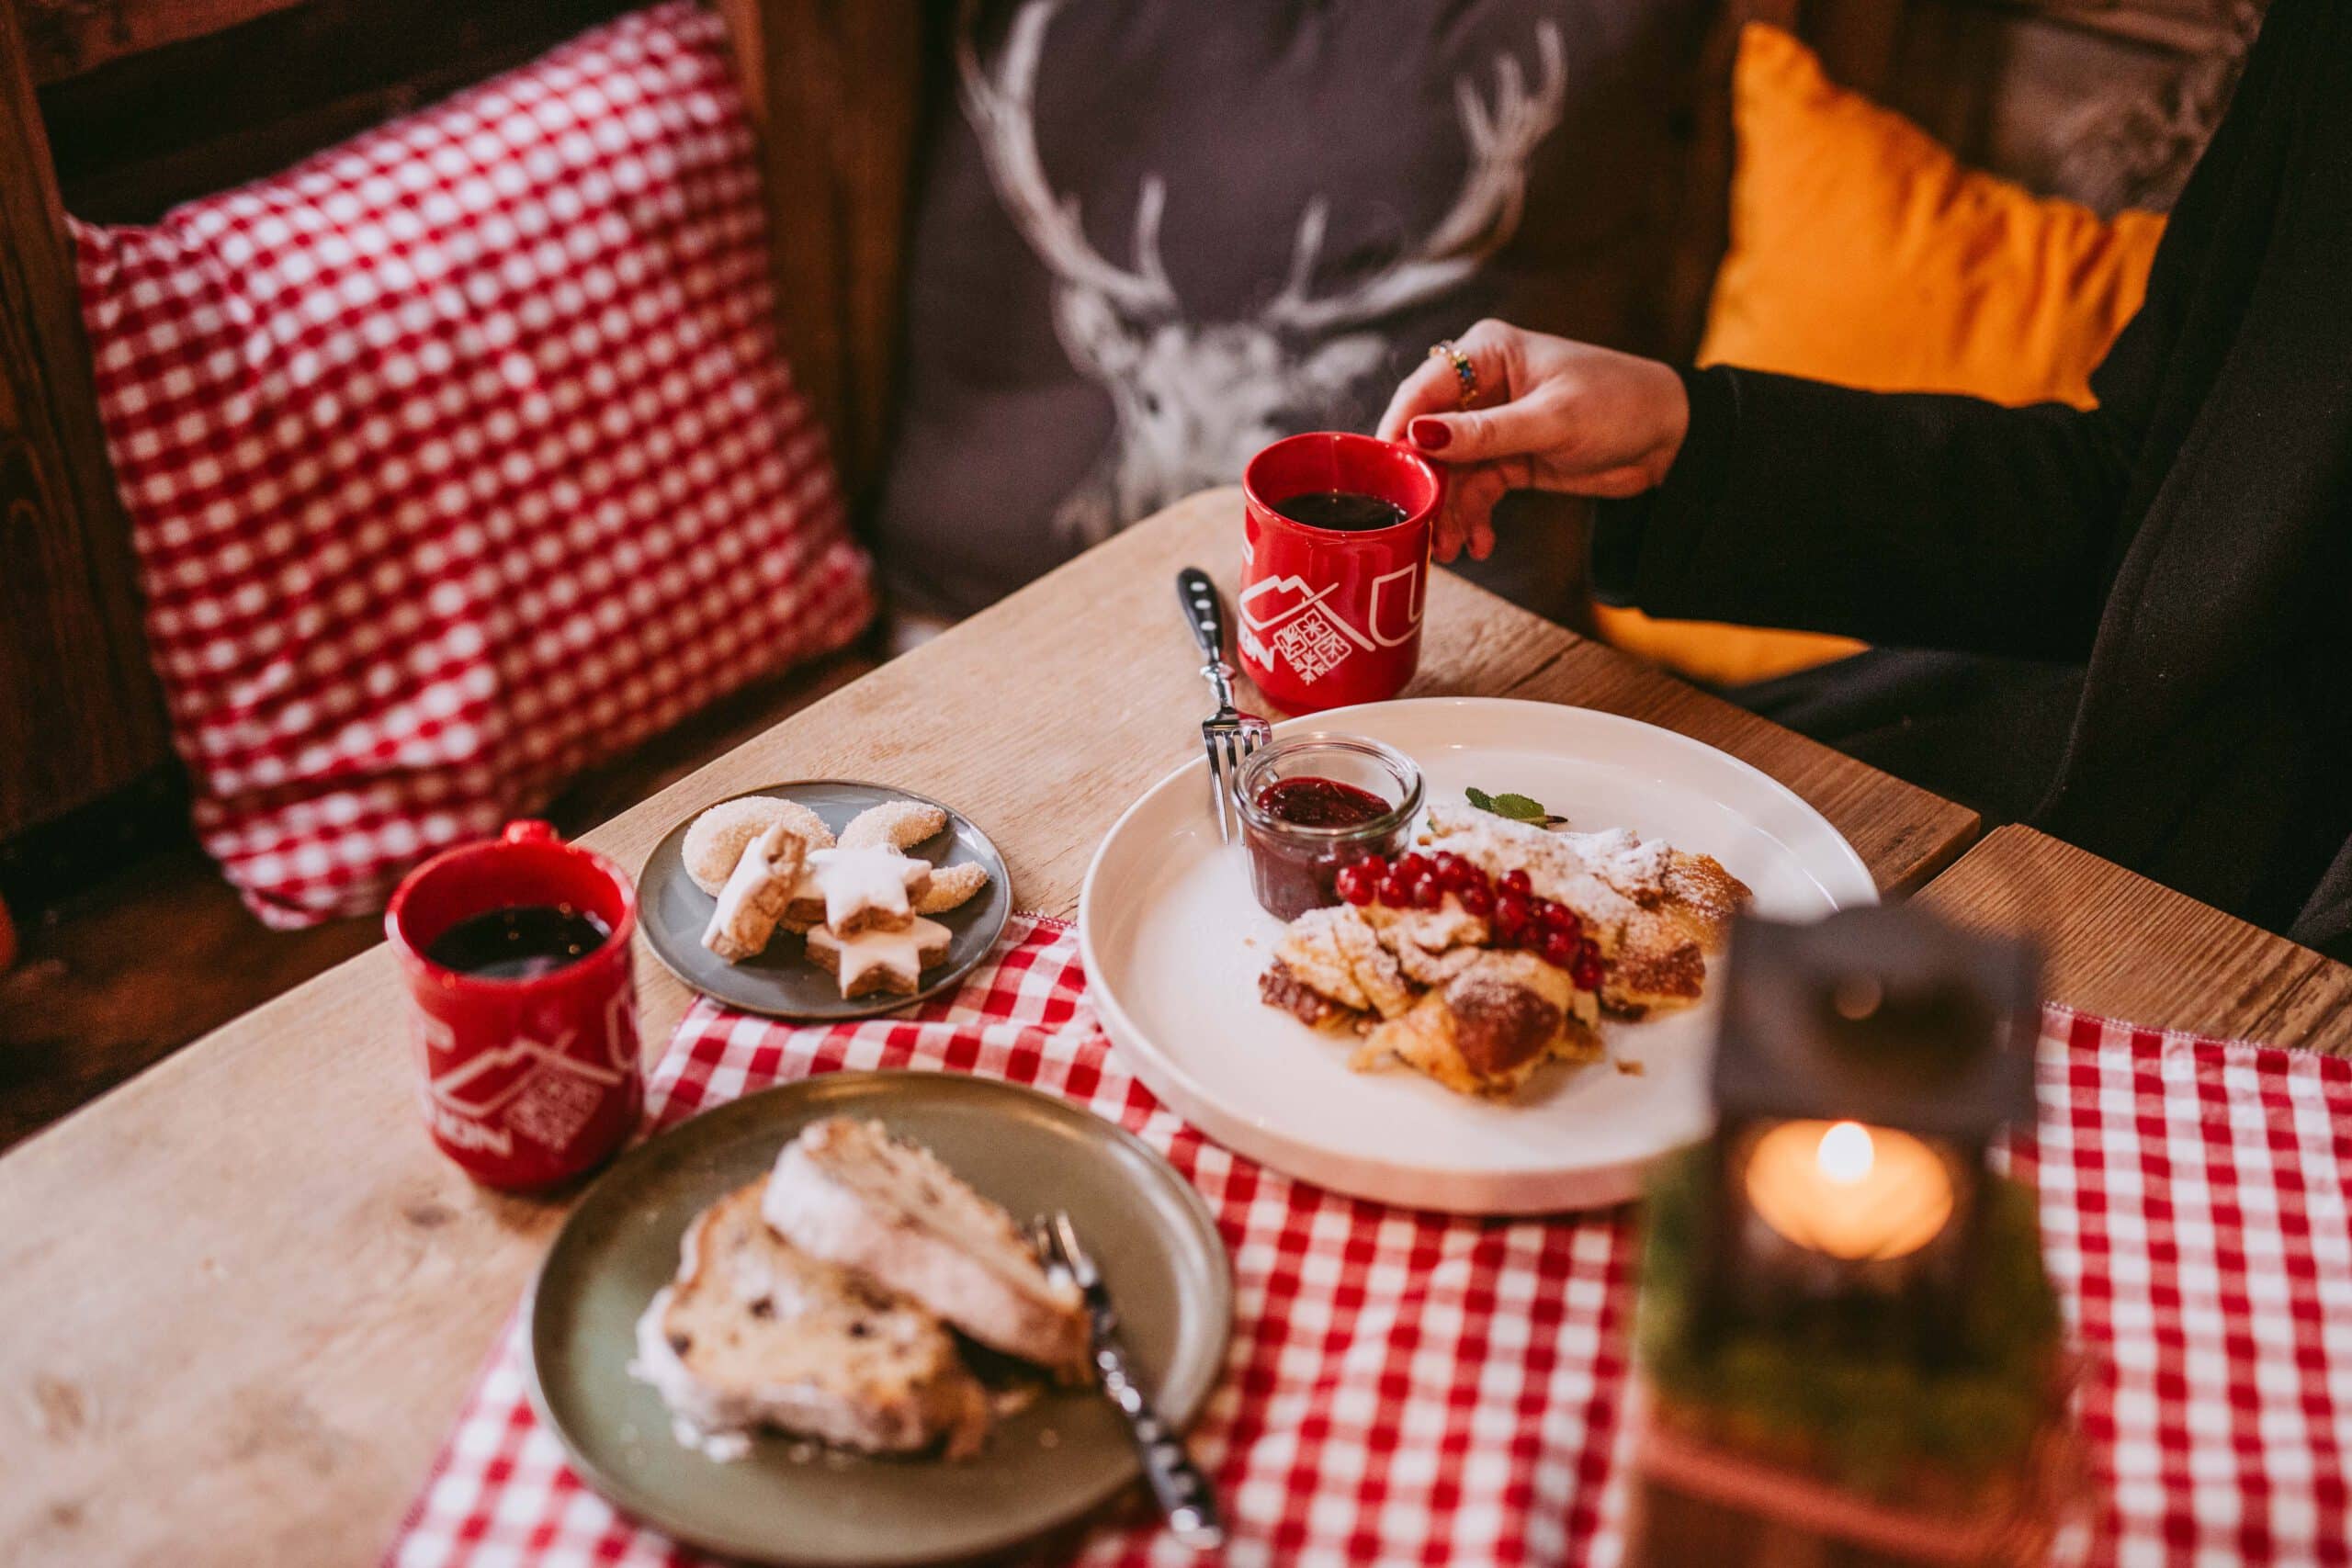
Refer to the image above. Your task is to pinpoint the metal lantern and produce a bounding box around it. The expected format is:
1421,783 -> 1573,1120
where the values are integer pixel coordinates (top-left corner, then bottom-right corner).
1631,906 -> 2069,1567
1695,906 -> 2040,1352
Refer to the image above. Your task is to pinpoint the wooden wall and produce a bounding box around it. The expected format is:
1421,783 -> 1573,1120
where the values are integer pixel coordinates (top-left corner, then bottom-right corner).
0,1 -> 171,842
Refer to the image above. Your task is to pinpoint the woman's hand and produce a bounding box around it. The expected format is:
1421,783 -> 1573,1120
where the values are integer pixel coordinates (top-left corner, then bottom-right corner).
1377,320 -> 1691,563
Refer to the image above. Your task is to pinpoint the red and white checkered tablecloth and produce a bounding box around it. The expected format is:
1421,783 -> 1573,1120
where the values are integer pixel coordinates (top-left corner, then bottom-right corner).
390,913 -> 2352,1567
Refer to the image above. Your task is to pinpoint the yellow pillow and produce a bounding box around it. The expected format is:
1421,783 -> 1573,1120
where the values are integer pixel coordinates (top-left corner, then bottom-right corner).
1595,22 -> 2166,687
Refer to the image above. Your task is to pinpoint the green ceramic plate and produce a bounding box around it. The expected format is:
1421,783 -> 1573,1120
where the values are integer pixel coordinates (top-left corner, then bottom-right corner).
524,1072 -> 1233,1566
637,781 -> 1012,1021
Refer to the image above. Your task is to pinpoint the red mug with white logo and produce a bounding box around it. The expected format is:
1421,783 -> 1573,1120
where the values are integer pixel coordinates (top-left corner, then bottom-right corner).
386,820 -> 641,1190
1238,432 -> 1443,713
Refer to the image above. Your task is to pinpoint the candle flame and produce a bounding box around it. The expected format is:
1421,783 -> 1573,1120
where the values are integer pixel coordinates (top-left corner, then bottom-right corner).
1747,1119 -> 1953,1261
1815,1120 -> 1875,1185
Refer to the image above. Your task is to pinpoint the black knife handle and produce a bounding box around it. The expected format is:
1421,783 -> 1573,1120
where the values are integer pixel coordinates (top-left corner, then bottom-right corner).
1177,568 -> 1227,666
1093,1334 -> 1225,1551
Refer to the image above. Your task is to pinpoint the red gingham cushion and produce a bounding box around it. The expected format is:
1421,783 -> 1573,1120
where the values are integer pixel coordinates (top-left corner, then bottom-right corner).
71,2 -> 874,927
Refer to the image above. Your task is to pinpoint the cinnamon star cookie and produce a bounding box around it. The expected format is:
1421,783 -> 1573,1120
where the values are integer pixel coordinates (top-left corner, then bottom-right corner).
806,918 -> 953,998
802,848 -> 932,934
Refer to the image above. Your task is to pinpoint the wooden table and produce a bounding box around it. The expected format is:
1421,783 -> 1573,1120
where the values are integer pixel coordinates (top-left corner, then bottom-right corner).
1917,824 -> 2352,1055
0,489 -> 1990,1565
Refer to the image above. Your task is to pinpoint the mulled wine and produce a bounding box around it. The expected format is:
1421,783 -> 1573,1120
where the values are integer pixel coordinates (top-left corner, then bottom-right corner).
1272,490 -> 1409,532
425,903 -> 613,980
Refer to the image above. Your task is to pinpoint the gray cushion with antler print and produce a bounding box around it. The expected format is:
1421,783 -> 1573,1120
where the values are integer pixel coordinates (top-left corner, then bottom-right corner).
876,0 -> 1710,622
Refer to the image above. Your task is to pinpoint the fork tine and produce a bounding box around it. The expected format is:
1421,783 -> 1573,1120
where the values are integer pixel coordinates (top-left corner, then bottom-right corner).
1203,733 -> 1228,843
1223,734 -> 1241,842
1204,738 -> 1223,846
1220,731 -> 1244,834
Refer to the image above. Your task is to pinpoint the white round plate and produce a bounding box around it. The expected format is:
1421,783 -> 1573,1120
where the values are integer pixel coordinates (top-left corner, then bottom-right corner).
1078,697 -> 1877,1214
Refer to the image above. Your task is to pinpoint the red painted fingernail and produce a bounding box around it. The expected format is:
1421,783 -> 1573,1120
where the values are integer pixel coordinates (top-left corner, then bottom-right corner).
1409,417 -> 1451,451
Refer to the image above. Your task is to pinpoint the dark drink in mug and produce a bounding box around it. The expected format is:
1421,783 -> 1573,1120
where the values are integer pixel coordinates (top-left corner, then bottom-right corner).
1271,491 -> 1411,532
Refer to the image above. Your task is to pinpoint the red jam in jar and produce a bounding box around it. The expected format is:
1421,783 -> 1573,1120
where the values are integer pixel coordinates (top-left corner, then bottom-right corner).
1234,737 -> 1422,921
1257,775 -> 1391,829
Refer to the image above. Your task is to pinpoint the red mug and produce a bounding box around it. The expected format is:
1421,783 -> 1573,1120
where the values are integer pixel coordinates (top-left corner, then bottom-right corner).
1238,432 -> 1443,713
386,820 -> 641,1190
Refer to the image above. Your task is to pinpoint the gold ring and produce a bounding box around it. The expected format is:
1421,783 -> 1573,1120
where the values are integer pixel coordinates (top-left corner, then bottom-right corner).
1430,340 -> 1478,409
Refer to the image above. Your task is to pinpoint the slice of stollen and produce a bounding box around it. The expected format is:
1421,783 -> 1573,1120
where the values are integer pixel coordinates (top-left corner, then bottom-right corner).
629,1183 -> 989,1460
763,1119 -> 1089,1376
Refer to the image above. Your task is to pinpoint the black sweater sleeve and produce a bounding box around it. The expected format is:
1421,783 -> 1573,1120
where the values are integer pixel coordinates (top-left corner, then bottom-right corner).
1589,7 -> 2257,666
1589,372 -> 2133,661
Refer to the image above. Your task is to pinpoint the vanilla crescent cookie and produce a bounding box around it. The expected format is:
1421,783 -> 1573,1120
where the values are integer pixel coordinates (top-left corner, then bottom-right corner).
839,800 -> 949,852
914,861 -> 991,915
684,796 -> 835,897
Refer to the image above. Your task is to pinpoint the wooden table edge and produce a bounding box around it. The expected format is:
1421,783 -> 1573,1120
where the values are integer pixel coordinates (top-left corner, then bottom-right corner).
1915,823 -> 2352,1055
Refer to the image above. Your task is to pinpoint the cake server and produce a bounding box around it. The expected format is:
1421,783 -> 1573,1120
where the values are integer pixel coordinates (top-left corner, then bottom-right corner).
1034,1212 -> 1226,1551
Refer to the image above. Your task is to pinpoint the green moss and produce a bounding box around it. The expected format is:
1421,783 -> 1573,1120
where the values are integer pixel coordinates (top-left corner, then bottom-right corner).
1636,1145 -> 2061,1495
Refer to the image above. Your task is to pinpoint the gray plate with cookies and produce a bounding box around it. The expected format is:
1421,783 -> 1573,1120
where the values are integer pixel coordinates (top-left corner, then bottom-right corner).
639,781 -> 1012,1020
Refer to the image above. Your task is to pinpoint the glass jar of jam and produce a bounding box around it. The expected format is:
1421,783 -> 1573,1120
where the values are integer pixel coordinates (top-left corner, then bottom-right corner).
1234,735 -> 1422,920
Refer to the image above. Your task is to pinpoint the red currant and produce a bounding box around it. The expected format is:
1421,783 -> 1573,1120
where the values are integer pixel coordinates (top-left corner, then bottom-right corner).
1456,881 -> 1495,918
1395,852 -> 1432,884
1379,872 -> 1415,907
1540,928 -> 1578,970
1572,943 -> 1605,992
1409,873 -> 1443,909
1500,869 -> 1532,897
1539,900 -> 1579,936
1336,863 -> 1377,906
1354,854 -> 1389,882
1436,855 -> 1480,893
1492,892 -> 1532,942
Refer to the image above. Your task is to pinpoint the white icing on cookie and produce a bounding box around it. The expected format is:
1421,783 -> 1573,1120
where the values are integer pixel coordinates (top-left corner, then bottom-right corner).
702,820 -> 804,961
804,848 -> 930,931
810,917 -> 951,996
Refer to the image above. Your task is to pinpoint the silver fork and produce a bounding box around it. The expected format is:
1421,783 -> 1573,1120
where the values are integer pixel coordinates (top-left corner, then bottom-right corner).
1030,1213 -> 1225,1551
1177,568 -> 1272,843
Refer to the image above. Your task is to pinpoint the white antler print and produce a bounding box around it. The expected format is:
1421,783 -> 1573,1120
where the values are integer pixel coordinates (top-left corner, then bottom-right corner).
1263,21 -> 1567,336
956,0 -> 1177,318
957,2 -> 1567,544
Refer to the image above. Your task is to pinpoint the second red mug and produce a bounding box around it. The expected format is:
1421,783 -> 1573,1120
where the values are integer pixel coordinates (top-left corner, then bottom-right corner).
1238,432 -> 1443,713
386,820 -> 641,1190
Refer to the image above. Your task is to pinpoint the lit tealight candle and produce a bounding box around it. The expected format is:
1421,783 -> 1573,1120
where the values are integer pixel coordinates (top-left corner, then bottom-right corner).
1745,1119 -> 1955,1262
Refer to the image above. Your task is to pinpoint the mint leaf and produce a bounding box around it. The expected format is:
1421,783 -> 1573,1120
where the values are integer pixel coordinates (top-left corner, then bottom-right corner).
1466,787 -> 1566,827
